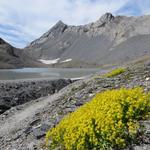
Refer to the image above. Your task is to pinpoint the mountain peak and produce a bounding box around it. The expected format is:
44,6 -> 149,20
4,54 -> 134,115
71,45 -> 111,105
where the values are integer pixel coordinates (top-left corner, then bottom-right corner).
28,20 -> 68,47
99,13 -> 115,23
92,13 -> 115,28
55,20 -> 66,26
41,20 -> 68,39
52,20 -> 68,31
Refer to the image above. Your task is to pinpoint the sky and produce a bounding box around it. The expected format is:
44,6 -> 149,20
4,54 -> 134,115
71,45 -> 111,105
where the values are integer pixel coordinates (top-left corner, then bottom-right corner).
0,0 -> 150,48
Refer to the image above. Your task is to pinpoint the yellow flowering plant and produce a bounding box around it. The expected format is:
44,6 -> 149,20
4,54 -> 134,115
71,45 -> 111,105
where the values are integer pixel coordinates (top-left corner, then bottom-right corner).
104,68 -> 126,78
46,88 -> 150,150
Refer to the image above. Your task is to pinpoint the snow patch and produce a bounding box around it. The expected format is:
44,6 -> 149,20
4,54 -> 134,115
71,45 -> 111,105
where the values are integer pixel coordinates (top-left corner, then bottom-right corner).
61,58 -> 72,63
39,58 -> 60,64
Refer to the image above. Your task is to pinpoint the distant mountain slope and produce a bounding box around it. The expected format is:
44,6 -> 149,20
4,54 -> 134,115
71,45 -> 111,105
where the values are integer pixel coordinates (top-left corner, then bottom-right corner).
0,38 -> 43,69
26,13 -> 150,67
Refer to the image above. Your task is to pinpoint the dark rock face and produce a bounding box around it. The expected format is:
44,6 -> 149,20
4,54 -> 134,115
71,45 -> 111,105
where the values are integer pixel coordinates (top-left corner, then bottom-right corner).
98,12 -> 115,26
0,38 -> 6,44
100,13 -> 115,23
0,79 -> 72,114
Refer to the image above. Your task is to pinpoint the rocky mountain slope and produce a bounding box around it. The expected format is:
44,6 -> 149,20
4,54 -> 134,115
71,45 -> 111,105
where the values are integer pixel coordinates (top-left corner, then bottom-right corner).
25,13 -> 150,67
0,61 -> 149,150
1,13 -> 150,68
0,38 -> 44,69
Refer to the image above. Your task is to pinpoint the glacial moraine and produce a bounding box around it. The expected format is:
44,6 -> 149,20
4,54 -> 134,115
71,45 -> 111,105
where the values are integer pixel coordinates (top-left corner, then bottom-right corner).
0,78 -> 72,114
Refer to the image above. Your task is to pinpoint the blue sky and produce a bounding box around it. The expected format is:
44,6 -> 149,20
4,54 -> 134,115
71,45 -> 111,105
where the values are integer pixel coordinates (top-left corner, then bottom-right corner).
0,0 -> 150,48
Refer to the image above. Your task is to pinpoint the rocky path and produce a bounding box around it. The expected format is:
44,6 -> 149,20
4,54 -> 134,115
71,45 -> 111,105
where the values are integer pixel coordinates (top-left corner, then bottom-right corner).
0,94 -> 61,136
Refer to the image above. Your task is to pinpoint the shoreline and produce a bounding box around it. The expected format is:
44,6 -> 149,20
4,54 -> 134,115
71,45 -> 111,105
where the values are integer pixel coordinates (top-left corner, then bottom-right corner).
0,76 -> 83,83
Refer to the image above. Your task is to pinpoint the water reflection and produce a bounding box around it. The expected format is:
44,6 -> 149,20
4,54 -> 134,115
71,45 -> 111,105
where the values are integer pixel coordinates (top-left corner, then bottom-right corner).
0,68 -> 100,80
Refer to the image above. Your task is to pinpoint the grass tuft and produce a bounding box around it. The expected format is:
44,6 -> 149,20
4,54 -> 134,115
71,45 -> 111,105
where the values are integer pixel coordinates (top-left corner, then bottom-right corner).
104,68 -> 126,78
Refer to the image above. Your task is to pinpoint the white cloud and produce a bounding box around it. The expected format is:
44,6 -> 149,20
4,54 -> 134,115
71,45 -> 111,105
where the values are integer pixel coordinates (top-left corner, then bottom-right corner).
0,0 -> 138,48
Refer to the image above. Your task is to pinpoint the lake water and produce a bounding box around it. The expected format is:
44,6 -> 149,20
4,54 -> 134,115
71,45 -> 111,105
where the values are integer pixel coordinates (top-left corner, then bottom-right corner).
0,68 -> 102,80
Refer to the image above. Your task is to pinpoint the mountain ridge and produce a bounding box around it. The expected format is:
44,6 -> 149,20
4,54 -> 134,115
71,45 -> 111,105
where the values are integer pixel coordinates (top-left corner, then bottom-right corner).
25,13 -> 150,67
26,13 -> 115,49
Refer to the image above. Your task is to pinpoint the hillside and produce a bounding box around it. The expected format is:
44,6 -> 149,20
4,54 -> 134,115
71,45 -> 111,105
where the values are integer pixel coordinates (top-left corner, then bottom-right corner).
26,13 -> 150,67
0,61 -> 149,149
0,38 -> 44,69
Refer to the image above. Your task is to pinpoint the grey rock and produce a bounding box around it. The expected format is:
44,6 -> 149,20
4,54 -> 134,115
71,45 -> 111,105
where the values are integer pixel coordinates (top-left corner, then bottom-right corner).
133,145 -> 150,150
75,101 -> 83,106
32,124 -> 50,139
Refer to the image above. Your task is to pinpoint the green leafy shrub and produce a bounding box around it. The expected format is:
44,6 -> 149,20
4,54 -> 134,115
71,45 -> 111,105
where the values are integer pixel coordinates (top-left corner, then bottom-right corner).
46,88 -> 150,150
105,68 -> 126,78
